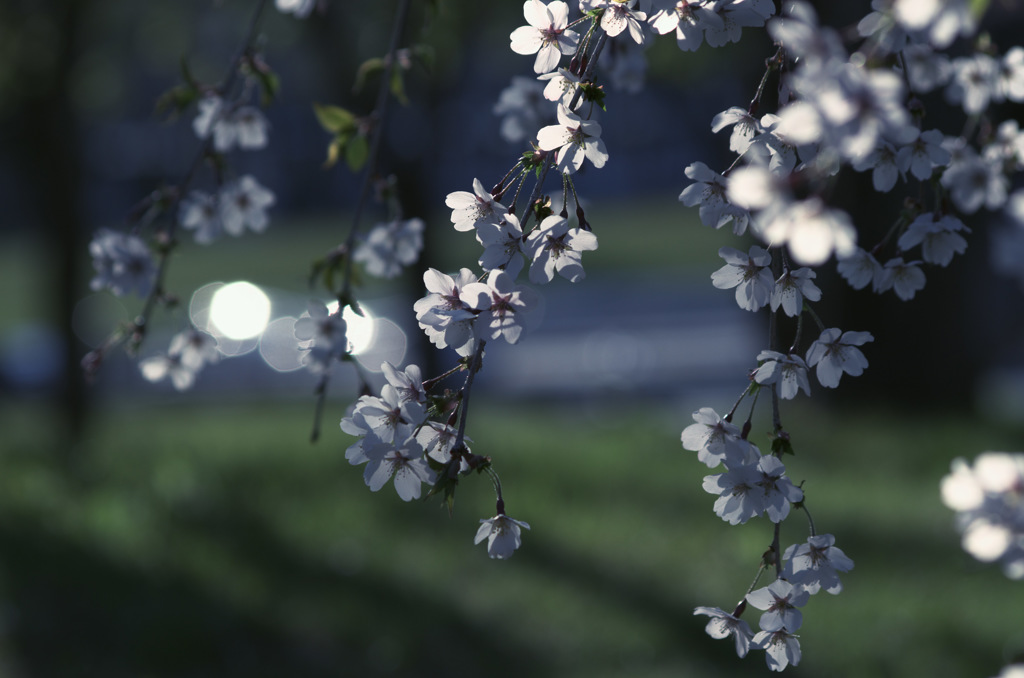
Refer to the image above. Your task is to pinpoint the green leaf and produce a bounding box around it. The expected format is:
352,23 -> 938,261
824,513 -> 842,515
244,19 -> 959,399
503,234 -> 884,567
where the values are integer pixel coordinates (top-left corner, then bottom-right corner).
771,436 -> 794,457
353,57 -> 385,94
324,132 -> 352,169
345,133 -> 369,172
390,67 -> 408,106
313,103 -> 356,134
410,44 -> 435,73
970,0 -> 990,19
256,69 -> 280,107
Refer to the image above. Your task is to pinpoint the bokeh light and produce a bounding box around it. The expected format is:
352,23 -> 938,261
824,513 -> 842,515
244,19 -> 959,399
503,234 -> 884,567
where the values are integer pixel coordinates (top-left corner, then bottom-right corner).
208,281 -> 272,340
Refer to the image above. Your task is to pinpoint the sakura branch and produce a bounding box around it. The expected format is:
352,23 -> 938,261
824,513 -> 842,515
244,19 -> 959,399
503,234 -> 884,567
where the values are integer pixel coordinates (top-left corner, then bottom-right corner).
76,0 -> 1024,672
83,0 -> 277,388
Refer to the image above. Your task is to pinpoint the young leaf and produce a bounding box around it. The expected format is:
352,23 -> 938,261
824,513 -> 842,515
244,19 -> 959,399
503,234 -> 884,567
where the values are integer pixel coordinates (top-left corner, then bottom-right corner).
313,103 -> 356,134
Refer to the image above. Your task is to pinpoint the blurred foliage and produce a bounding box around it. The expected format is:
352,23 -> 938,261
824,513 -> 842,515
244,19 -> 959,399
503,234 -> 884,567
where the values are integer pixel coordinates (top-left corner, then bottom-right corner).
0,398 -> 1022,676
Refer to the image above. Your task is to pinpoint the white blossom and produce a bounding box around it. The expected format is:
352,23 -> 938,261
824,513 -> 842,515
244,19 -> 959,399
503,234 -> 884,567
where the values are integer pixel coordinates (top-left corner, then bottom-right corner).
746,578 -> 809,632
681,407 -> 755,469
354,218 -> 425,279
88,228 -> 155,297
897,213 -> 968,266
460,270 -> 536,344
680,162 -> 750,233
649,1 -> 723,52
581,0 -> 648,44
276,0 -> 316,18
478,213 -> 528,278
536,104 -> 609,174
693,606 -> 754,658
710,245 -> 774,312
219,175 -> 275,236
364,436 -> 436,501
475,514 -> 531,559
494,76 -> 550,145
771,267 -> 821,317
525,214 -> 598,283
837,248 -> 883,291
510,0 -> 580,74
754,350 -> 810,400
751,617 -> 802,672
876,257 -> 926,300
805,328 -> 873,388
783,534 -> 855,594
179,190 -> 222,244
414,268 -> 481,356
446,178 -> 509,233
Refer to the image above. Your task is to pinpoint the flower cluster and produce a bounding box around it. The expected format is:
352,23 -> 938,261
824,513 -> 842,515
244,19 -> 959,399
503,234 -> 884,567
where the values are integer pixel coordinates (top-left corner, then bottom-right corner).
88,229 -> 156,298
694,534 -> 853,671
941,452 -> 1024,579
179,175 -> 276,245
139,328 -> 219,391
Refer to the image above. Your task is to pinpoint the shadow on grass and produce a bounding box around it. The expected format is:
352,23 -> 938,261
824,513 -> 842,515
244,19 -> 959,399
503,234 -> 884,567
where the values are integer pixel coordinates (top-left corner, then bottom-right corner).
0,506 -> 548,678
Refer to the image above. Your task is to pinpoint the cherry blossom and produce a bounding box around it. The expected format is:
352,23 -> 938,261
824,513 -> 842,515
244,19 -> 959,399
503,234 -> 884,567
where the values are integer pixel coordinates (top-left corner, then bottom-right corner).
510,0 -> 580,74
680,162 -> 750,233
755,455 -> 803,522
711,106 -> 762,155
771,267 -> 821,318
537,67 -> 582,107
219,175 -> 275,236
381,361 -> 427,416
897,213 -> 969,267
941,452 -> 1024,579
478,213 -> 528,278
649,1 -> 723,52
494,76 -> 550,145
446,178 -> 509,233
581,0 -> 648,44
746,578 -> 809,632
475,514 -> 531,559
703,461 -> 764,525
851,141 -> 901,192
536,104 -> 609,174
681,407 -> 755,469
893,0 -> 974,48
294,300 -> 347,371
193,96 -> 269,152
139,329 -> 217,391
88,229 -> 155,297
461,270 -> 536,344
804,328 -> 873,388
354,218 -> 425,279
946,53 -> 1000,115
751,617 -> 802,672
711,245 -> 774,312
414,268 -> 482,355
693,606 -> 754,657
758,198 -> 857,267
941,137 -> 1009,214
754,350 -> 811,400
875,257 -> 926,301
179,190 -> 222,244
783,534 -> 855,594
525,214 -> 598,283
704,0 -> 775,48
895,129 -> 950,181
275,0 -> 316,18
364,436 -> 436,501
836,248 -> 883,291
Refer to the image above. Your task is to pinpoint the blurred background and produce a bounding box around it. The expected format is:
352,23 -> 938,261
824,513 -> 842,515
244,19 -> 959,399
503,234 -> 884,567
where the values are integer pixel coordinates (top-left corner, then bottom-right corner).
2,0 -> 1024,676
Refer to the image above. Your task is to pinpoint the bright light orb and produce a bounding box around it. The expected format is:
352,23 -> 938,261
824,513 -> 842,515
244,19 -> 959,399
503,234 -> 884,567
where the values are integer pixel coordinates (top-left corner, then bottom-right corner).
325,301 -> 376,355
209,281 -> 272,340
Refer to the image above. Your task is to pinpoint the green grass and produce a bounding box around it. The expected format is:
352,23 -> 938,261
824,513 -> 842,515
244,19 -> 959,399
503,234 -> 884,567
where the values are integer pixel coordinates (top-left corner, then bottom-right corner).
1,398 -> 1021,677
